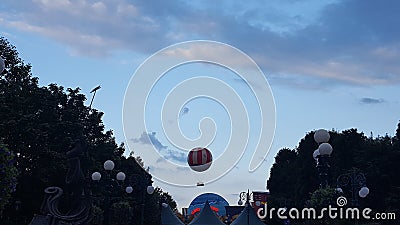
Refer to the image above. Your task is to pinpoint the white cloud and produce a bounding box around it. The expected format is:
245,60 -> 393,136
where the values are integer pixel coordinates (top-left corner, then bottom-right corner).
1,0 -> 400,86
91,2 -> 107,14
33,0 -> 72,10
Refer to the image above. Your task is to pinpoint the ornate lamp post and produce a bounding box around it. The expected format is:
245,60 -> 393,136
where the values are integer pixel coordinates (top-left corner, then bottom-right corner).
313,129 -> 333,188
337,170 -> 369,225
91,160 -> 155,225
125,173 -> 155,225
238,190 -> 253,225
238,190 -> 253,206
91,160 -> 128,225
336,170 -> 369,207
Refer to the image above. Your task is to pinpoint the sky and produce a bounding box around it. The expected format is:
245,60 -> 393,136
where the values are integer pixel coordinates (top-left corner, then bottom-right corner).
1,0 -> 400,211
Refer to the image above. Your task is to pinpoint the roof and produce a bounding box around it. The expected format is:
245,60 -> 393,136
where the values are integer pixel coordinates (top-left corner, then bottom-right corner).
28,214 -> 49,225
231,204 -> 265,225
161,204 -> 185,225
188,201 -> 225,225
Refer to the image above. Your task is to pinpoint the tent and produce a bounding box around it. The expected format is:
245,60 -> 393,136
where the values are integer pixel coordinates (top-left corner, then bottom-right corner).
188,201 -> 225,225
161,204 -> 185,225
231,204 -> 265,225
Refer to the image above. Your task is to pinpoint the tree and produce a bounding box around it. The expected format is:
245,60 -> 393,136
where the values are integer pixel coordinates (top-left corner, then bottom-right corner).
0,142 -> 18,214
0,37 -> 132,222
1,37 -> 180,225
309,187 -> 337,208
142,187 -> 177,225
396,121 -> 400,140
267,148 -> 299,208
266,127 -> 400,225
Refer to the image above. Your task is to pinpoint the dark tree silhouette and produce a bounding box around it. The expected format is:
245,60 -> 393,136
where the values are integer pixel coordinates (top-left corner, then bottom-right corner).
0,37 -> 176,225
267,128 -> 400,225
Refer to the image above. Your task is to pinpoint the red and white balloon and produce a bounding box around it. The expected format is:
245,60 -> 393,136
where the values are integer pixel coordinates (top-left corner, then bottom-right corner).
187,147 -> 213,172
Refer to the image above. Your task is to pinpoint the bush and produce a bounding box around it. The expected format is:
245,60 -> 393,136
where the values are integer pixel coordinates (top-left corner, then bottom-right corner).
0,142 -> 18,211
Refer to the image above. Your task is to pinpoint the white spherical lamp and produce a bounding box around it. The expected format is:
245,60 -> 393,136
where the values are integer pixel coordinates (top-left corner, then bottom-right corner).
359,187 -> 369,198
314,129 -> 330,144
91,172 -> 101,181
147,186 -> 155,194
318,143 -> 333,155
313,149 -> 320,159
125,186 -> 133,194
104,160 -> 115,171
116,172 -> 126,181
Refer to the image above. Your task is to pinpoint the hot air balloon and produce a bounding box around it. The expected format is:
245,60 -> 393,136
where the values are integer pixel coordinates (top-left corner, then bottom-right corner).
187,147 -> 212,172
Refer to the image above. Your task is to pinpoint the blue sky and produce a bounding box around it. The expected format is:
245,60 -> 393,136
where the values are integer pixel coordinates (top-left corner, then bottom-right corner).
1,0 -> 400,210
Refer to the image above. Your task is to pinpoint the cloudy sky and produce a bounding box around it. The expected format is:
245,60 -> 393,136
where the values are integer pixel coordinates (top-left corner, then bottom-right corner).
1,0 -> 400,210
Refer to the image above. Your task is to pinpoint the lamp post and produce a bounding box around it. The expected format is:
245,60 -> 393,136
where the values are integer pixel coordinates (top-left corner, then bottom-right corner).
238,190 -> 253,206
336,170 -> 369,207
125,174 -> 155,225
91,160 -> 128,225
313,129 -> 333,188
337,170 -> 369,225
238,190 -> 253,225
91,160 -> 155,225
14,200 -> 21,225
89,85 -> 101,109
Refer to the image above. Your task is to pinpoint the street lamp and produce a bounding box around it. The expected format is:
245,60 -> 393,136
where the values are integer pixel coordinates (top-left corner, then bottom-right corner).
337,170 -> 369,225
313,129 -> 333,188
238,190 -> 253,206
89,85 -> 101,109
126,173 -> 155,225
238,190 -> 253,225
14,200 -> 22,225
91,160 -> 155,225
91,160 -> 128,225
92,160 -> 154,225
337,170 -> 369,206
121,174 -> 155,225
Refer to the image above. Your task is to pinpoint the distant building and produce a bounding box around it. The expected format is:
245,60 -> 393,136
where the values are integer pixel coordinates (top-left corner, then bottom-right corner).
224,206 -> 245,222
251,191 -> 270,214
225,191 -> 270,224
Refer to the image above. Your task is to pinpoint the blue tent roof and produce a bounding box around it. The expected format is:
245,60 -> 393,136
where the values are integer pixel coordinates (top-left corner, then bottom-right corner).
161,204 -> 185,225
188,201 -> 225,225
231,204 -> 265,225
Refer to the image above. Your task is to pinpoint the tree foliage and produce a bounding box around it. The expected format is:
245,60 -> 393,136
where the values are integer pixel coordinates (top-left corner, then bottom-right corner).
267,127 -> 400,224
309,187 -> 338,208
0,37 -> 176,225
0,142 -> 18,212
